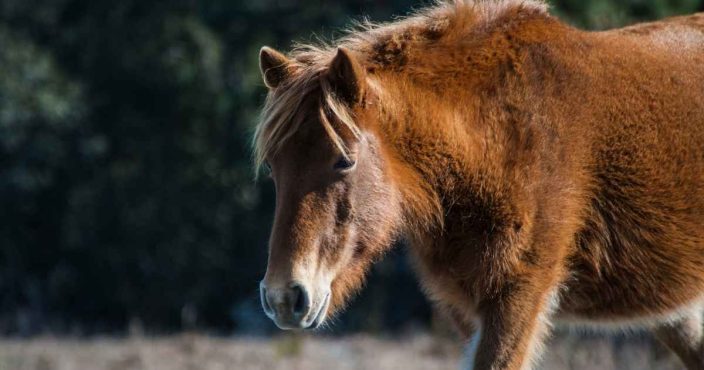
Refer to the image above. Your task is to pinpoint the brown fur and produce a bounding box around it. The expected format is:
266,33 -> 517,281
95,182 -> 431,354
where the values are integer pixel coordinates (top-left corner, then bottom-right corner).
255,1 -> 704,369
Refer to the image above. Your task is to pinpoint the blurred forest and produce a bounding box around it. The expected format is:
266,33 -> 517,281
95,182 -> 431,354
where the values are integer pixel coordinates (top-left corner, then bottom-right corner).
1,0 -> 703,336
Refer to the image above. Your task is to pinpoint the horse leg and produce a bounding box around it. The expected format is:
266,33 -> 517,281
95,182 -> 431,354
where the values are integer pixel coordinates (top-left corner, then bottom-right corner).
442,305 -> 476,341
469,282 -> 558,370
654,309 -> 704,370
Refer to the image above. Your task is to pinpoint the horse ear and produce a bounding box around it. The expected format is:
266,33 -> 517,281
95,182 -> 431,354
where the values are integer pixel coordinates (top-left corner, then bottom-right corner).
259,46 -> 291,89
326,47 -> 366,105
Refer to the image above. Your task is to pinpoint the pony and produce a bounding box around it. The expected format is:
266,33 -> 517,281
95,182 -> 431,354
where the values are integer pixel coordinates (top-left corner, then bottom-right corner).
253,1 -> 704,369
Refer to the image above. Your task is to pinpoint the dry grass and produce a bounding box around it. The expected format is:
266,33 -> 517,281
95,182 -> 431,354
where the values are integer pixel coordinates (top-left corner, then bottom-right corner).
0,331 -> 686,370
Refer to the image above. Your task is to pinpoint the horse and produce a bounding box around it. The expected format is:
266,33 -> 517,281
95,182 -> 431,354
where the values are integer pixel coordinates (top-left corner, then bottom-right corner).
253,1 -> 704,369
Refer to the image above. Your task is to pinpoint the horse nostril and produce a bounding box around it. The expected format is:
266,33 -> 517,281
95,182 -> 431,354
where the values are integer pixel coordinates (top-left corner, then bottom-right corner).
260,284 -> 274,315
290,284 -> 309,316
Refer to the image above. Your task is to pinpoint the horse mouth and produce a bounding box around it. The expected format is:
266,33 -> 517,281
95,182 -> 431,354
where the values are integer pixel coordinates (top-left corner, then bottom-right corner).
305,292 -> 331,329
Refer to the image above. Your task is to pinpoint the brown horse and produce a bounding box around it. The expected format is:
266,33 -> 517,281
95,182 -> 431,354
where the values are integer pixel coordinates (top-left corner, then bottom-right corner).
254,1 -> 704,369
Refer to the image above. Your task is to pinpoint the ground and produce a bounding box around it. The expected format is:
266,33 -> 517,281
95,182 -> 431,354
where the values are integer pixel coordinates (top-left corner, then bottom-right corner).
0,331 -> 686,370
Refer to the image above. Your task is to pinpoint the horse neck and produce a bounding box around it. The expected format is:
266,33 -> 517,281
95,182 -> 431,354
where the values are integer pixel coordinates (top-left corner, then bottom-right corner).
368,13 -> 576,241
376,69 -> 535,244
372,87 -> 466,238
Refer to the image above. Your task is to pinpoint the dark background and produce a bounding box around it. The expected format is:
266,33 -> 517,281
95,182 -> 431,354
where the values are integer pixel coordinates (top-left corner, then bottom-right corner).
1,0 -> 702,336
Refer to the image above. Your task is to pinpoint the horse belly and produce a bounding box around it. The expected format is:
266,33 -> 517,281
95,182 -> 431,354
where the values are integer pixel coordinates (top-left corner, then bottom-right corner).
559,59 -> 704,325
556,217 -> 704,326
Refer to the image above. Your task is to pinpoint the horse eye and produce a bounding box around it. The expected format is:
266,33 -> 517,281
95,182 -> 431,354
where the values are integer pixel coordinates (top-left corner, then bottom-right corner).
333,156 -> 355,171
263,161 -> 272,175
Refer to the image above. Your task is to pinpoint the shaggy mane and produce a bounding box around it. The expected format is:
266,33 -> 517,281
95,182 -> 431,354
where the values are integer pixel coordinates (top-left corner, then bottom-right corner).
253,0 -> 549,172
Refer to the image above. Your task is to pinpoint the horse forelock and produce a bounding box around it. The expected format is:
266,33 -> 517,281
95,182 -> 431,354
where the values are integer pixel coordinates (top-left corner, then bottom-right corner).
253,67 -> 360,175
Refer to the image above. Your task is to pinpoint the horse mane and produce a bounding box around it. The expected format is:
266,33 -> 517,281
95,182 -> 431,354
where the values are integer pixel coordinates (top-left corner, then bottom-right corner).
253,0 -> 549,171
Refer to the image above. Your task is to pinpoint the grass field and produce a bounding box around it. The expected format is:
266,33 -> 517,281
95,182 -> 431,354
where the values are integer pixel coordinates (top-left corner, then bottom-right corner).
0,331 -> 686,370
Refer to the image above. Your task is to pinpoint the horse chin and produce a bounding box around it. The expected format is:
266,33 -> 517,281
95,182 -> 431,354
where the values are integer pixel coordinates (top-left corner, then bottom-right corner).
304,291 -> 331,330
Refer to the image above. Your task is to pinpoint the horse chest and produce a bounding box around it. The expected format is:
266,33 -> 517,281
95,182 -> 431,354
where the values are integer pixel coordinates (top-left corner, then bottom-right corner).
409,226 -> 501,317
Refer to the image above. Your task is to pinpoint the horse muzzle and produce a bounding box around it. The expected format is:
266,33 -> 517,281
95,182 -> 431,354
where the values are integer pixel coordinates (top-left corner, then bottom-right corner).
260,280 -> 331,330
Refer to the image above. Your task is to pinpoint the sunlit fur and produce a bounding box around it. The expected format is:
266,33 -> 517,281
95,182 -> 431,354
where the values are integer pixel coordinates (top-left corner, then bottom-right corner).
254,0 -> 548,171
254,1 -> 704,369
254,64 -> 360,172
